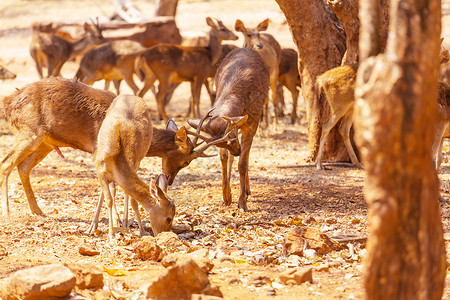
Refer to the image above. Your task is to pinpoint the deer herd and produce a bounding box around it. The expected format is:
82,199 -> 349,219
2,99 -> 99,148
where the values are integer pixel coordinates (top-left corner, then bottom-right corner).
0,16 -> 449,240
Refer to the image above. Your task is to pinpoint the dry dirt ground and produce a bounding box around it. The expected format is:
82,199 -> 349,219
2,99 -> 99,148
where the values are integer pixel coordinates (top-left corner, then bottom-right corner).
1,0 -> 450,299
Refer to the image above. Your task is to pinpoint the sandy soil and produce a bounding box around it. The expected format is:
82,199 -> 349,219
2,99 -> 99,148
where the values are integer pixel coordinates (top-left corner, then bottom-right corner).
0,0 -> 450,299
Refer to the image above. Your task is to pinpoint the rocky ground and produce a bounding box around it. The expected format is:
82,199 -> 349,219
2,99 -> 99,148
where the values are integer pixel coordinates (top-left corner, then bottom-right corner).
1,0 -> 450,299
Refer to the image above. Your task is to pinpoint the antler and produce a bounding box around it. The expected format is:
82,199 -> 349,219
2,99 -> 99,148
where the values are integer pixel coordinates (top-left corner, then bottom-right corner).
190,125 -> 238,160
191,108 -> 215,147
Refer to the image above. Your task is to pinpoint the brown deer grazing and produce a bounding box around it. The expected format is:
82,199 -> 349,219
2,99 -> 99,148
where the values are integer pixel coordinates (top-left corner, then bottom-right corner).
95,95 -> 175,239
188,47 -> 270,211
235,19 -> 282,126
138,17 -> 238,121
278,48 -> 301,124
0,64 -> 16,80
0,77 -> 221,219
75,39 -> 146,95
30,19 -> 104,78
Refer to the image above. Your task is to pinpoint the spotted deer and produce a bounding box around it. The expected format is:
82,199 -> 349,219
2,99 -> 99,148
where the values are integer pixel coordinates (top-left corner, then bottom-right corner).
137,17 -> 238,121
0,78 -> 224,223
75,39 -> 147,95
188,47 -> 270,211
235,18 -> 282,126
30,19 -> 104,78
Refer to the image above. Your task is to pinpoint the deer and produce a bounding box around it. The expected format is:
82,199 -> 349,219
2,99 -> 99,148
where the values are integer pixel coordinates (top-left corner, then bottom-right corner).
94,95 -> 175,239
0,64 -> 16,80
137,17 -> 238,121
75,39 -> 147,95
316,64 -> 450,171
0,77 -> 226,223
235,19 -> 282,126
188,47 -> 270,212
315,64 -> 362,170
278,48 -> 301,124
29,19 -> 104,78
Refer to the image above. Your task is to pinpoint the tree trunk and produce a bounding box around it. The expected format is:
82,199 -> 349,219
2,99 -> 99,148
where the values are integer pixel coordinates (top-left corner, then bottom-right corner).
155,0 -> 178,17
354,0 -> 446,298
327,0 -> 359,65
275,0 -> 346,162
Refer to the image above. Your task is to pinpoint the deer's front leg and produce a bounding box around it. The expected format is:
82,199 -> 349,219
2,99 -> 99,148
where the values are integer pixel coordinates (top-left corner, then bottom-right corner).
220,148 -> 232,206
237,132 -> 254,212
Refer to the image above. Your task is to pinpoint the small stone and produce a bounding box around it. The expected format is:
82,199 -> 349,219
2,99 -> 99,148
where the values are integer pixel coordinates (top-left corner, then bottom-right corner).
67,262 -> 103,290
144,257 -> 221,300
0,264 -> 76,299
156,231 -> 188,253
279,268 -> 313,285
78,245 -> 100,256
161,253 -> 214,273
133,236 -> 162,261
283,226 -> 341,256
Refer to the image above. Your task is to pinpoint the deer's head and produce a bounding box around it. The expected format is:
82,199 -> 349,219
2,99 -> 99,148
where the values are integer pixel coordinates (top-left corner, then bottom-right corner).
207,17 -> 238,42
235,18 -> 269,50
148,174 -> 175,236
187,109 -> 248,157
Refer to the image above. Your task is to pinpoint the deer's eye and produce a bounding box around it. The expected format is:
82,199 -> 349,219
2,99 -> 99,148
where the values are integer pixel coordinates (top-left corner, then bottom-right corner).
183,161 -> 189,167
166,217 -> 172,224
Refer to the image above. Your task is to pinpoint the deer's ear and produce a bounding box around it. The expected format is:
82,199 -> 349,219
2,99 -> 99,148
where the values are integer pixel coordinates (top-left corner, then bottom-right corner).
187,118 -> 200,129
166,119 -> 179,132
156,174 -> 168,193
257,19 -> 269,32
221,115 -> 248,128
206,17 -> 216,27
235,19 -> 245,32
175,126 -> 189,147
83,22 -> 90,32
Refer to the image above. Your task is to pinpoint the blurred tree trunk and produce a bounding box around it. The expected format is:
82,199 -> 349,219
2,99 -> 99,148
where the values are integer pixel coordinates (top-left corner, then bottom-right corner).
275,0 -> 346,162
354,0 -> 446,298
155,0 -> 178,17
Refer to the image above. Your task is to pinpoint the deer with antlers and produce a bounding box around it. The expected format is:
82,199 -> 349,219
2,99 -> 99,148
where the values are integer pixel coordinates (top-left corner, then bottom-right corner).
30,19 -> 104,78
235,18 -> 282,126
137,17 -> 238,121
188,47 -> 270,212
0,78 -> 226,227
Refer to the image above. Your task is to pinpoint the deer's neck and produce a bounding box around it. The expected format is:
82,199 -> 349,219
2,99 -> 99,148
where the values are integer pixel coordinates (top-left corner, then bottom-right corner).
146,128 -> 177,157
70,36 -> 92,58
208,32 -> 223,66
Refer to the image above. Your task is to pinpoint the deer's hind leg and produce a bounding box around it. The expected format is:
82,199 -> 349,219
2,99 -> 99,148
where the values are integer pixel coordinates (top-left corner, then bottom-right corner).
0,136 -> 45,217
17,144 -> 53,215
338,109 -> 362,168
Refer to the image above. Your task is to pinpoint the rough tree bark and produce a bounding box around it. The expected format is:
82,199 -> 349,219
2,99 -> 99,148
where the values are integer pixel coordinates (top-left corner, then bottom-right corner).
327,0 -> 359,65
354,0 -> 446,298
275,0 -> 346,162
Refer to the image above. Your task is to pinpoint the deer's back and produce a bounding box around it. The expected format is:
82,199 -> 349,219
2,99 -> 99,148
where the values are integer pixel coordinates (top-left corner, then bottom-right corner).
3,77 -> 115,153
97,95 -> 153,167
144,44 -> 212,80
317,65 -> 357,108
31,32 -> 71,60
213,48 -> 270,124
